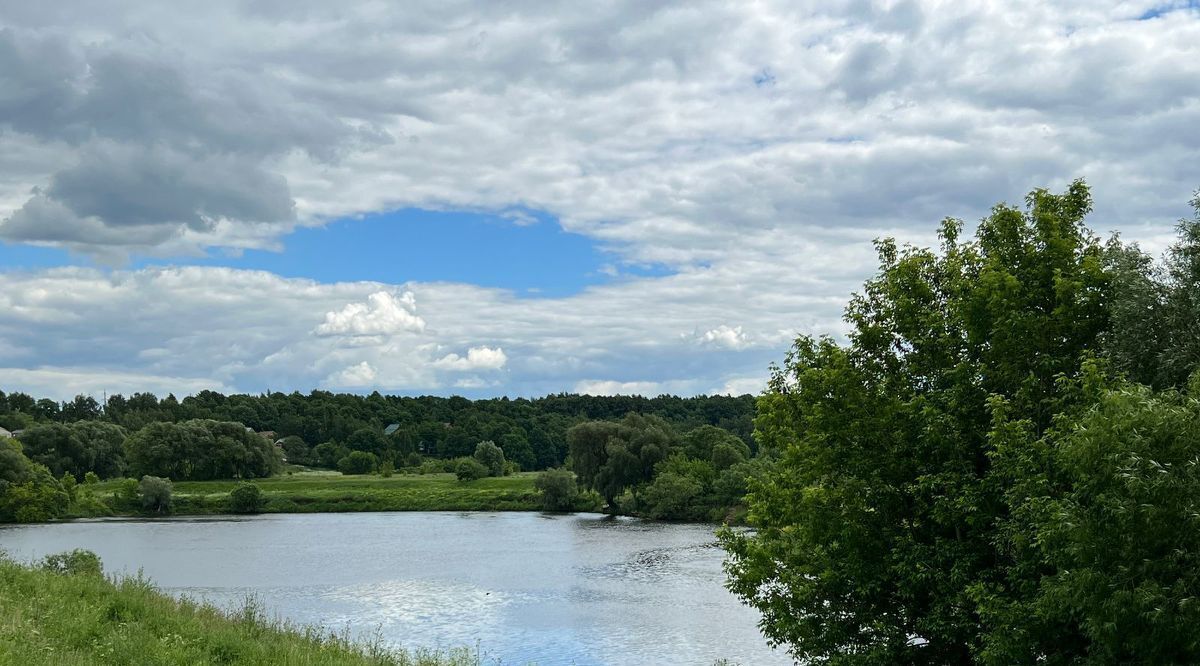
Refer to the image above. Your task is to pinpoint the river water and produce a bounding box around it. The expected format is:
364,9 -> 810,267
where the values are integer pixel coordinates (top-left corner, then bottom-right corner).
0,511 -> 791,665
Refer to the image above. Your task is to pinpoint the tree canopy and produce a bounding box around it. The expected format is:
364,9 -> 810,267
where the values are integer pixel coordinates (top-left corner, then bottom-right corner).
722,182 -> 1200,664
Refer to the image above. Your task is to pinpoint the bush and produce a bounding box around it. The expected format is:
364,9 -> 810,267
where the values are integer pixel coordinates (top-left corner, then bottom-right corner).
138,476 -> 172,514
534,468 -> 578,511
455,458 -> 489,482
379,460 -> 395,478
229,483 -> 265,514
40,549 -> 103,576
337,451 -> 378,475
473,440 -> 506,477
83,471 -> 100,485
640,471 -> 704,520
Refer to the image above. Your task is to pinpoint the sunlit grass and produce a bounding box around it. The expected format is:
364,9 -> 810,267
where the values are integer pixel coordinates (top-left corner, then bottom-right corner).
72,472 -> 542,518
0,555 -> 481,665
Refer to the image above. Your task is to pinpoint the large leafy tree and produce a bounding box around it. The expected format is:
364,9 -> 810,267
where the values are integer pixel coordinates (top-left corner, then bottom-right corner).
721,182 -> 1113,664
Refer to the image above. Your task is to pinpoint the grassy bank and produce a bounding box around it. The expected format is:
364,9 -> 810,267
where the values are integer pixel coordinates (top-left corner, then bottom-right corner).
69,471 -> 544,519
0,554 -> 478,665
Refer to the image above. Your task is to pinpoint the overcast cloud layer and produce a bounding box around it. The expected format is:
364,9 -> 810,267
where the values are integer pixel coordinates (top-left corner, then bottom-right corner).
1,1 -> 1199,400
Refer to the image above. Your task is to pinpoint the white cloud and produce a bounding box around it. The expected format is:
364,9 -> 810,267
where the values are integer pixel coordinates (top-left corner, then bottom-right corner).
315,291 -> 425,337
434,346 -> 508,372
694,325 -> 750,350
325,361 -> 378,388
1,2 -> 1198,397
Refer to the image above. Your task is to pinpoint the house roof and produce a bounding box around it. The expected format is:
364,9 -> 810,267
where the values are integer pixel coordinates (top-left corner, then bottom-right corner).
0,427 -> 11,438
383,423 -> 401,435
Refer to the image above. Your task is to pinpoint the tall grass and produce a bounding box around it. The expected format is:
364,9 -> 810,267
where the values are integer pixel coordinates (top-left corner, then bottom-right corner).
0,553 -> 481,665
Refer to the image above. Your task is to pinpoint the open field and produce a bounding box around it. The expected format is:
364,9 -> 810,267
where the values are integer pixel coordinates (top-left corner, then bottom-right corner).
73,471 -> 545,518
0,555 -> 479,665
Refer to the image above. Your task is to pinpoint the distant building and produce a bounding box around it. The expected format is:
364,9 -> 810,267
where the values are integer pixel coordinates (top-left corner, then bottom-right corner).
0,427 -> 11,439
10,429 -> 24,439
383,423 -> 401,436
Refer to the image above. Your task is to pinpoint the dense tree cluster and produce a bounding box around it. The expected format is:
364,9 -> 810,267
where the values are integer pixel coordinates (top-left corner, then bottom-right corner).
0,390 -> 755,476
568,413 -> 767,520
723,183 -> 1200,664
124,420 -> 282,481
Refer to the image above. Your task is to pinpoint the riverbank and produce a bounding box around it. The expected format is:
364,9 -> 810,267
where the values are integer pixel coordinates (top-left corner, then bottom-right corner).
70,471 -> 548,518
0,553 -> 479,665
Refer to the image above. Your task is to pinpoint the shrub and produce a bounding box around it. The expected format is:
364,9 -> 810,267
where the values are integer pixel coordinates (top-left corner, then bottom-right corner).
83,471 -> 100,485
337,451 -> 378,475
379,460 -> 395,478
229,483 -> 265,514
40,549 -> 103,576
454,458 -> 488,482
138,476 -> 172,514
534,468 -> 578,511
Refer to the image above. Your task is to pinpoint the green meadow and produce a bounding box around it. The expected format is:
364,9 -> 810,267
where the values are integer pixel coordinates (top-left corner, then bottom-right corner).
74,471 -> 544,518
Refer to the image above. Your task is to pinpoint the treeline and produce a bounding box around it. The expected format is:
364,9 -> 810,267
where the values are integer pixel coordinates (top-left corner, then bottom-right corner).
722,183 -> 1200,664
0,391 -> 754,471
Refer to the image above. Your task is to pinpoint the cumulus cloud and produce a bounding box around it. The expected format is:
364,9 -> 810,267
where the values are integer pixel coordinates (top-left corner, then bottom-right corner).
0,2 -> 1198,398
434,347 -> 508,372
693,325 -> 750,350
315,291 -> 425,337
325,361 -> 378,388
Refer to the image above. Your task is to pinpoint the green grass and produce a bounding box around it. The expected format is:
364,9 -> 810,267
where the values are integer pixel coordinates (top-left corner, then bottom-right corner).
71,471 -> 543,519
0,555 -> 479,665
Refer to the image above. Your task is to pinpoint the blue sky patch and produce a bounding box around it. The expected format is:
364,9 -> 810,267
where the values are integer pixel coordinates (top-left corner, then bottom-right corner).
0,209 -> 673,297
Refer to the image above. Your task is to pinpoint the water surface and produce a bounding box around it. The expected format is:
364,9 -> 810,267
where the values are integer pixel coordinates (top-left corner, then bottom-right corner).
0,512 -> 789,665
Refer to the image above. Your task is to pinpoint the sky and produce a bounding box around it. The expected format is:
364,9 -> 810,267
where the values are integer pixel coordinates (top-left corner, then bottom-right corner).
1,1 -> 1198,402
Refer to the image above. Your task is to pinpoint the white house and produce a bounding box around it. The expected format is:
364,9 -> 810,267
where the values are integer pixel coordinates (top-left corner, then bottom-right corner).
0,427 -> 12,439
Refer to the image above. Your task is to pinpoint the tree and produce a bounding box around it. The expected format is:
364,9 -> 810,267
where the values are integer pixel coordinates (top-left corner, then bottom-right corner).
0,438 -> 69,523
229,483 -> 265,513
568,414 -> 679,508
345,428 -> 389,457
454,457 -> 488,482
975,374 -> 1200,663
722,182 -> 1115,664
534,468 -> 579,511
473,440 -> 506,477
337,451 -> 377,475
138,476 -> 172,514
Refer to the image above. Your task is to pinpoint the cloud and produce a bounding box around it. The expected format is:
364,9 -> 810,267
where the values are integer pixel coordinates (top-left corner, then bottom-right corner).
0,2 -> 1198,398
434,346 -> 507,372
693,325 -> 750,350
315,291 -> 425,337
325,361 -> 378,388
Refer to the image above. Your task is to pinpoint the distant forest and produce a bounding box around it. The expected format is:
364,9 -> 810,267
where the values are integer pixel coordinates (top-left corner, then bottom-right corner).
0,390 -> 756,471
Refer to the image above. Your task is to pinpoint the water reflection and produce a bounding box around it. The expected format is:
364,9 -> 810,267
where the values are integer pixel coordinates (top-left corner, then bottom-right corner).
0,512 -> 790,665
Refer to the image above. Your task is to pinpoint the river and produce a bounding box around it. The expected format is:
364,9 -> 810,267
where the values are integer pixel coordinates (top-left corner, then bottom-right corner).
0,511 -> 791,665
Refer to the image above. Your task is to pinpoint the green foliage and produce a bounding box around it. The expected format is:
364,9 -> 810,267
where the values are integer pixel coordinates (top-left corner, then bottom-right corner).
337,451 -> 378,475
640,471 -> 704,521
40,549 -> 103,577
379,460 -> 395,478
124,420 -> 281,481
977,379 -> 1200,663
312,441 -> 349,469
722,182 -> 1120,664
0,438 -> 69,523
277,435 -> 310,466
113,478 -> 139,509
568,413 -> 679,507
228,483 -> 265,513
138,475 -> 172,514
0,555 -> 482,665
454,458 -> 489,482
83,471 -> 100,485
473,440 -> 506,477
1104,195 -> 1200,388
533,468 -> 579,511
